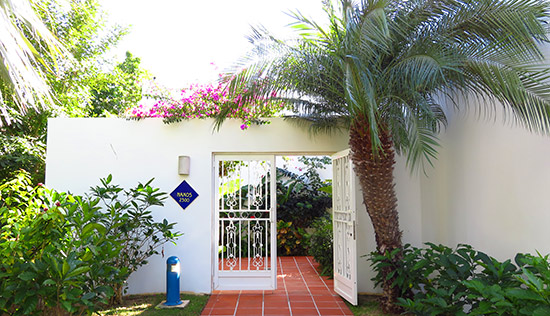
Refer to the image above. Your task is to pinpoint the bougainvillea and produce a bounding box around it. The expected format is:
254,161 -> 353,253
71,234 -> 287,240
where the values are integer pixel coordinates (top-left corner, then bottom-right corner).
125,75 -> 285,130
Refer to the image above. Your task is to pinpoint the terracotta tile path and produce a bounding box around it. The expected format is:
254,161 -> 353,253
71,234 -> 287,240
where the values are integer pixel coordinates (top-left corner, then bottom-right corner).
201,256 -> 353,316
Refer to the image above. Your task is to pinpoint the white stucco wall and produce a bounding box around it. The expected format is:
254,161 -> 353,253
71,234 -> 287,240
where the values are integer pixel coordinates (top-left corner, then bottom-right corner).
46,109 -> 550,297
46,118 -> 349,294
420,108 -> 550,260
46,117 -> 424,295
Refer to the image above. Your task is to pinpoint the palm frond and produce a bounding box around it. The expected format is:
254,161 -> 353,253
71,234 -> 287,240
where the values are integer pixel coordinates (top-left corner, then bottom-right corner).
0,0 -> 66,126
220,0 -> 550,170
463,60 -> 550,134
283,114 -> 350,135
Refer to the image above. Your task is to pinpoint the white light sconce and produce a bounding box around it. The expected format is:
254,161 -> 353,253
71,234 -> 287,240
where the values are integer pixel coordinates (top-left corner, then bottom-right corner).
178,156 -> 190,175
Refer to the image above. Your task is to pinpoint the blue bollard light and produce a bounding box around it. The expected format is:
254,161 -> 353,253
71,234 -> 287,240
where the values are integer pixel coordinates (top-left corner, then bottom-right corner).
164,256 -> 183,306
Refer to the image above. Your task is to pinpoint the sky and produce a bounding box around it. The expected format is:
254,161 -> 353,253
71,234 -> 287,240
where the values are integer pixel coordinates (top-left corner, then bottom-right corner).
98,0 -> 326,89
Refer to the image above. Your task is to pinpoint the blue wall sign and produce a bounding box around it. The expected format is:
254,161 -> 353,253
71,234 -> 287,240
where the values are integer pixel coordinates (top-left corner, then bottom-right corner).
170,180 -> 198,210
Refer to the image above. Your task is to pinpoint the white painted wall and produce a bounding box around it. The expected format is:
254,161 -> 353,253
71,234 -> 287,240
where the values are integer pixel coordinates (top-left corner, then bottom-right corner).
48,117 -> 413,295
47,116 -> 473,296
47,108 -> 550,297
420,108 -> 550,260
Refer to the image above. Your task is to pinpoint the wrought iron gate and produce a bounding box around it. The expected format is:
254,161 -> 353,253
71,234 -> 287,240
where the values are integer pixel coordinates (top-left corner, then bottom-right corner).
213,155 -> 277,290
332,149 -> 358,305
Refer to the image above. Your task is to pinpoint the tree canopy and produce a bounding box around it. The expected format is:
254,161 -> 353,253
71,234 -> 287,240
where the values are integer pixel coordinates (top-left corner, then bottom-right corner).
222,0 -> 550,311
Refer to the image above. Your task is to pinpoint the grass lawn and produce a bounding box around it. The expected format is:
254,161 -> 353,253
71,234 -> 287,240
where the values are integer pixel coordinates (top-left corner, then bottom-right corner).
346,295 -> 399,316
96,293 -> 398,316
97,293 -> 209,316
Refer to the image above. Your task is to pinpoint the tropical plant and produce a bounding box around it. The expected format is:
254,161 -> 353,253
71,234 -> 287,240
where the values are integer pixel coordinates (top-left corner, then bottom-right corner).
277,220 -> 309,256
1,0 -> 148,184
0,134 -> 46,184
126,75 -> 286,129
220,0 -> 550,310
369,243 -> 550,315
309,216 -> 333,276
0,0 -> 65,126
0,172 -> 181,314
276,159 -> 331,228
0,172 -> 121,315
88,175 -> 182,305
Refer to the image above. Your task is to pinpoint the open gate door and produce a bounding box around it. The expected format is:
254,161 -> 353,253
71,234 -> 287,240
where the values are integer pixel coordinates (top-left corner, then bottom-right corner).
332,149 -> 358,305
213,154 -> 277,290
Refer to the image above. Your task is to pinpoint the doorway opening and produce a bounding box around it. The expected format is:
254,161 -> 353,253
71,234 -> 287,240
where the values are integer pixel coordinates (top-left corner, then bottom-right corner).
212,151 -> 357,304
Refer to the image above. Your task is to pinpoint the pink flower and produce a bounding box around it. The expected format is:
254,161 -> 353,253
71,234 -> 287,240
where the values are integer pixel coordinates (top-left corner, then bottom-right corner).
240,124 -> 248,130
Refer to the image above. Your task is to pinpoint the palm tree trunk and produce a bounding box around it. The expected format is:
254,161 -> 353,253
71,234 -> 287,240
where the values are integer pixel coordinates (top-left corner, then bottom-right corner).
349,115 -> 403,313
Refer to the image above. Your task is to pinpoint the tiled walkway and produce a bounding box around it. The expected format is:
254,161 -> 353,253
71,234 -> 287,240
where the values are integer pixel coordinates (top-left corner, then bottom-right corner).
201,256 -> 353,316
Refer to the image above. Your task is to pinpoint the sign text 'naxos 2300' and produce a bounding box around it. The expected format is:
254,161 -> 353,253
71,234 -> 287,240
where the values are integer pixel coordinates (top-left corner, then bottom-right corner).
170,180 -> 198,210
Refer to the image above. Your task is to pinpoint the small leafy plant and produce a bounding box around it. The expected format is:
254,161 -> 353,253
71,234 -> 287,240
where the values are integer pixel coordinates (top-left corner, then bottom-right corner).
88,175 -> 182,305
308,216 -> 333,276
0,134 -> 45,184
0,172 -> 181,315
276,156 -> 331,228
277,220 -> 309,256
0,172 -> 119,315
368,243 -> 550,315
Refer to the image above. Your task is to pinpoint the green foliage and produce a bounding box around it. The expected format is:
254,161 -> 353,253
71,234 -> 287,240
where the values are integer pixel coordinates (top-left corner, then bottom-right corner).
88,52 -> 149,117
462,253 -> 550,316
1,0 -> 151,185
0,0 -> 64,126
0,135 -> 46,184
0,172 -> 119,315
275,157 -> 331,256
230,0 -> 550,169
127,76 -> 284,130
34,0 -> 129,117
89,174 -> 182,304
368,243 -> 550,315
0,172 -> 180,314
308,216 -> 333,276
276,220 -> 309,256
276,156 -> 331,228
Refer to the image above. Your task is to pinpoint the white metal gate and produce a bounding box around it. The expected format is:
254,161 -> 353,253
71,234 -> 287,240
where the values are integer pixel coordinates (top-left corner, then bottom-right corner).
332,149 -> 358,305
213,155 -> 277,290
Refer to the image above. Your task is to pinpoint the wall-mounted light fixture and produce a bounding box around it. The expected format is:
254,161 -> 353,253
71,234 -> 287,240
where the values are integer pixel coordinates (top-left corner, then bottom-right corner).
178,156 -> 190,175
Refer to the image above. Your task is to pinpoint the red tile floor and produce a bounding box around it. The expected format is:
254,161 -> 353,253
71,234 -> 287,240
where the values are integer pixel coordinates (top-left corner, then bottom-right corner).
201,256 -> 354,316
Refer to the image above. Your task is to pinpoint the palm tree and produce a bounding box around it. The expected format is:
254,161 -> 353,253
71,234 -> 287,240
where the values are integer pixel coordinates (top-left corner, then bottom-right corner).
220,0 -> 550,311
0,0 -> 64,126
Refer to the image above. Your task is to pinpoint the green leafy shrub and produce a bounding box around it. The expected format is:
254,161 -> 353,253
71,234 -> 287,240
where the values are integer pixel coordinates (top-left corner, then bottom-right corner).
308,217 -> 333,276
368,243 -> 550,315
0,172 -> 180,315
463,252 -> 550,315
275,157 -> 331,256
0,134 -> 45,184
88,174 -> 182,305
276,156 -> 331,228
277,220 -> 309,256
0,172 -> 119,315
